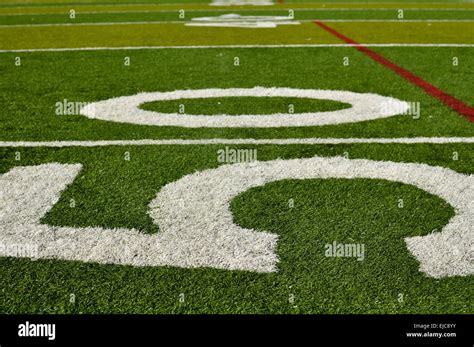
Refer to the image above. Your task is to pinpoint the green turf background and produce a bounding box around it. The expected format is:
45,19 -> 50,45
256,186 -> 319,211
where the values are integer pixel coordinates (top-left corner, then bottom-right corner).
0,0 -> 470,6
1,22 -> 473,49
141,96 -> 350,115
1,0 -> 473,315
1,47 -> 473,141
1,9 -> 472,25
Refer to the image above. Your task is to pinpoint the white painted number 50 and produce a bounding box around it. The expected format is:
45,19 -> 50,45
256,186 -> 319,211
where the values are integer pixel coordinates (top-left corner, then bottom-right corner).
0,157 -> 472,278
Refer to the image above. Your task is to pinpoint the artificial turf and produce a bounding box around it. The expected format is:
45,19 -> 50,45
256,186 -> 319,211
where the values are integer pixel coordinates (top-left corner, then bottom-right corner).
0,0 -> 472,315
141,96 -> 350,115
1,21 -> 473,50
1,0 -> 471,8
1,47 -> 473,141
1,9 -> 472,25
0,143 -> 473,313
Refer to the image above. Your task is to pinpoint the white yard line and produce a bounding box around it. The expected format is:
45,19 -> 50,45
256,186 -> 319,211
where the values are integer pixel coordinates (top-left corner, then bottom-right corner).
0,18 -> 473,28
1,43 -> 473,53
1,137 -> 473,147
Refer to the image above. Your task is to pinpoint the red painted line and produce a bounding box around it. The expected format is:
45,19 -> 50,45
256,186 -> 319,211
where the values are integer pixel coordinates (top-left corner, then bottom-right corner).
314,20 -> 474,122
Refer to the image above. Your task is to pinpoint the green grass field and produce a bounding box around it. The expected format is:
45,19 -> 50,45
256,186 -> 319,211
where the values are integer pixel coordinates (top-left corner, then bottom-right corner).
0,0 -> 473,314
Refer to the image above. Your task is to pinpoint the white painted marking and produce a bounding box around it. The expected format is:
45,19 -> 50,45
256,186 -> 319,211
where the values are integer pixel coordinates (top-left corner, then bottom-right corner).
185,22 -> 297,28
186,14 -> 299,28
210,0 -> 273,6
1,158 -> 472,278
80,87 -> 409,127
153,156 -> 474,277
0,163 -> 276,272
1,44 -> 472,53
1,137 -> 473,147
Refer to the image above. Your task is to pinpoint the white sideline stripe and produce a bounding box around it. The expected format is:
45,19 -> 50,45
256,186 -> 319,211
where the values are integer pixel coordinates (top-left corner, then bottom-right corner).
1,43 -> 473,53
1,137 -> 473,147
1,18 -> 473,27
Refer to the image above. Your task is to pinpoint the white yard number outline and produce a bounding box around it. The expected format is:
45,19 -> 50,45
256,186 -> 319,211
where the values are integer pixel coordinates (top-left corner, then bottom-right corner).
80,87 -> 409,128
1,156 -> 472,278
